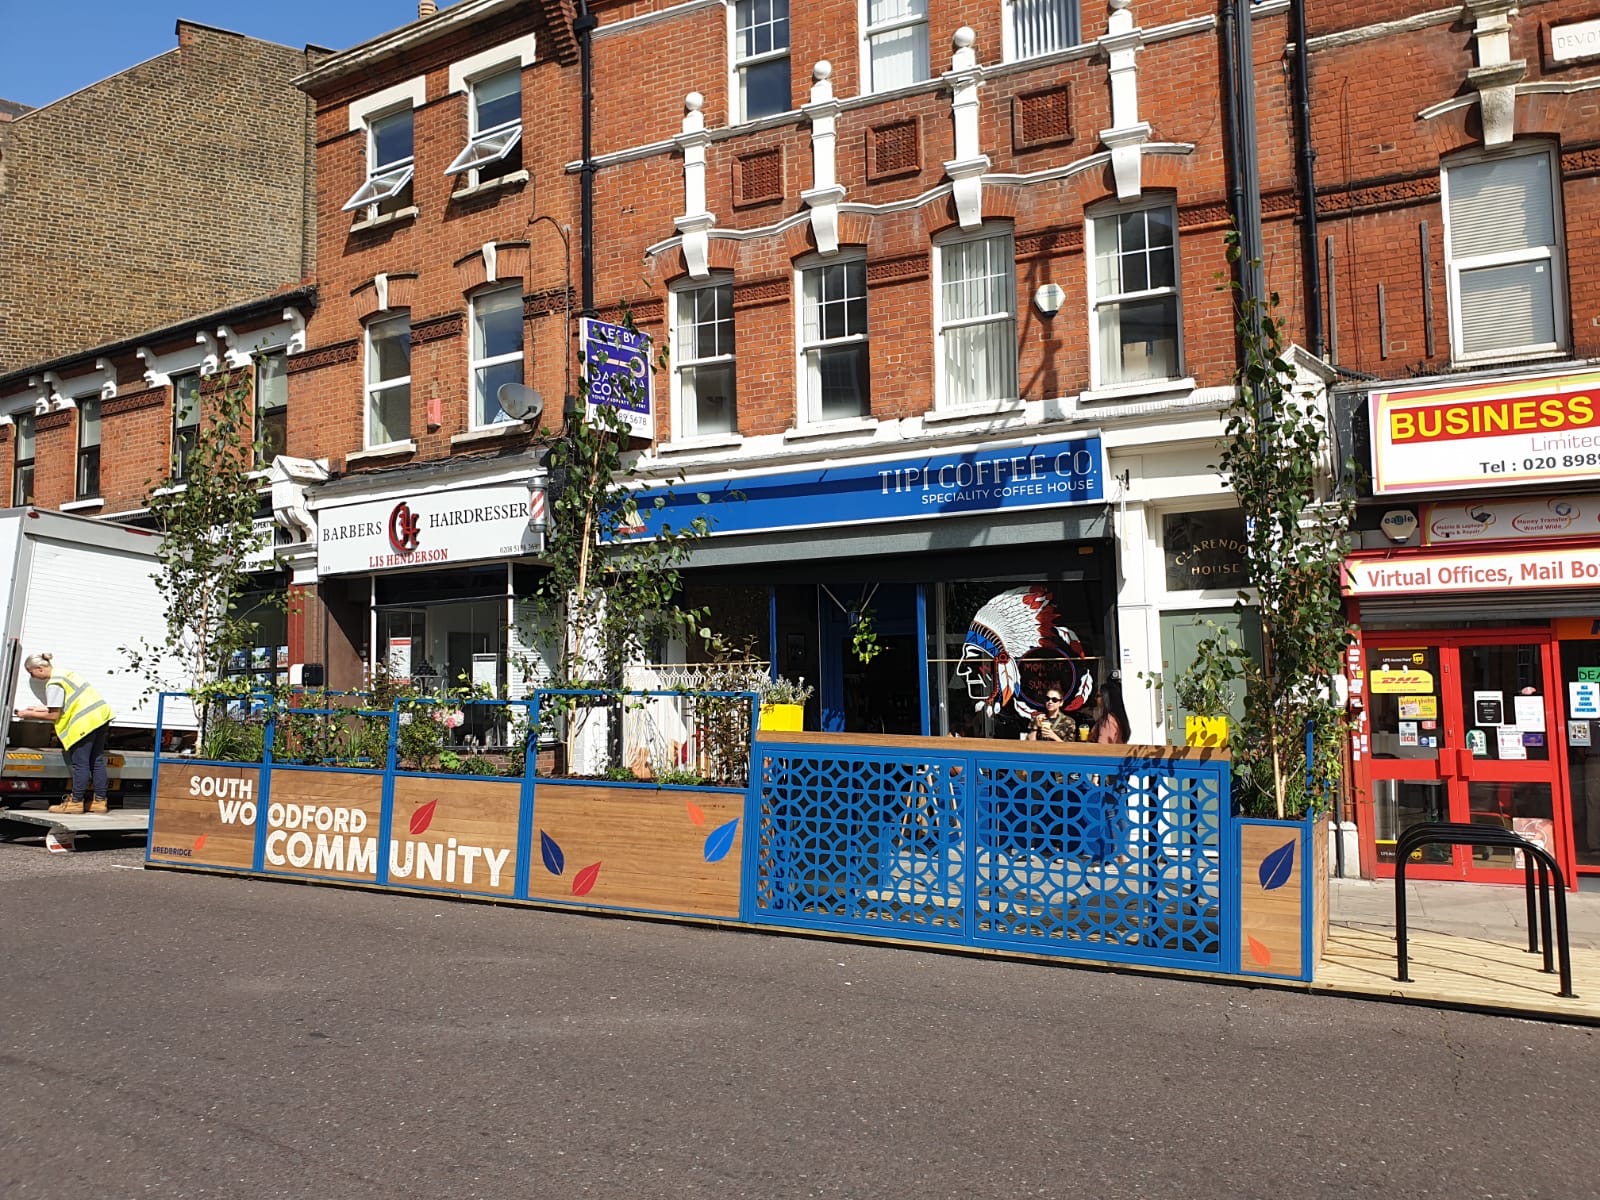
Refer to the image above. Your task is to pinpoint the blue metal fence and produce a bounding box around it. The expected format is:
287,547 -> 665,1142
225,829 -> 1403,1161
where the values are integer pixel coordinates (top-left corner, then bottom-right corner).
747,738 -> 1231,972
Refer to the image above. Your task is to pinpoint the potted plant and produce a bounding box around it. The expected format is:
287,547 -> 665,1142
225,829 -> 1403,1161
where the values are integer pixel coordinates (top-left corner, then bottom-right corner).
758,676 -> 813,733
1174,623 -> 1246,749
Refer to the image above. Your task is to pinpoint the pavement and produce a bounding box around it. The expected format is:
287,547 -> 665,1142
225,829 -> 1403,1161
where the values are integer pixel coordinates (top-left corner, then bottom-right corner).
1329,873 -> 1600,950
6,856 -> 1600,1199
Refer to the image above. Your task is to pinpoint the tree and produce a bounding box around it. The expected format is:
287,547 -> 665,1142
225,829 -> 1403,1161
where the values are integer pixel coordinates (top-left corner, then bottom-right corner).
121,363 -> 278,702
1195,238 -> 1354,818
523,314 -> 721,760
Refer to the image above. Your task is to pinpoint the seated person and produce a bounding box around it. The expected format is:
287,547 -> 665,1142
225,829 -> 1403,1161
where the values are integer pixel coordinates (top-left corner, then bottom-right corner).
1027,689 -> 1078,742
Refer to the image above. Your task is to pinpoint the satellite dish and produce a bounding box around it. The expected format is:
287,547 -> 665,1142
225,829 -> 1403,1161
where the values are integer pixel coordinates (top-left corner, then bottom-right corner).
497,383 -> 544,421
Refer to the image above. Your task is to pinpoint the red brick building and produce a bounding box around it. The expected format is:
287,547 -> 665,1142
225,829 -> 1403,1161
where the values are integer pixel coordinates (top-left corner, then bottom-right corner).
290,0 -> 581,692
577,0 -> 1309,743
1312,0 -> 1600,884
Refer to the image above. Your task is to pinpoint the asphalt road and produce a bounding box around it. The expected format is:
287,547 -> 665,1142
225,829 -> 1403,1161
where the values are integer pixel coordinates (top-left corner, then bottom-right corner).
2,837 -> 1597,1199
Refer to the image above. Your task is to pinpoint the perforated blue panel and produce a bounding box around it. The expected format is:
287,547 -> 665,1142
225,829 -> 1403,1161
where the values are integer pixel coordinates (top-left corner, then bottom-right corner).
750,742 -> 1227,971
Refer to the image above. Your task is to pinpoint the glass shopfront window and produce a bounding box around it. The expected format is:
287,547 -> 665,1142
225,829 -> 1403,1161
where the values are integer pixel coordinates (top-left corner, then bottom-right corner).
930,580 -> 1103,739
375,569 -> 511,749
222,584 -> 289,690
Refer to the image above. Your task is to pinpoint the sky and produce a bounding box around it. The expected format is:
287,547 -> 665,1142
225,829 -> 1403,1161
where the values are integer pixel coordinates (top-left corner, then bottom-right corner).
0,1 -> 462,110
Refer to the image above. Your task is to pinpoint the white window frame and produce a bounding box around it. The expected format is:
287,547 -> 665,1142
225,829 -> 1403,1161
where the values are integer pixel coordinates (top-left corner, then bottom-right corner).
796,255 -> 871,425
76,397 -> 102,500
469,285 -> 526,430
445,66 -> 524,184
171,372 -> 202,482
730,0 -> 792,123
1002,0 -> 1081,63
342,78 -> 425,217
669,275 -> 738,441
255,350 -> 288,465
858,0 -> 930,93
12,411 -> 35,507
1441,143 -> 1568,364
933,225 -> 1019,411
365,313 -> 413,449
1085,196 -> 1184,390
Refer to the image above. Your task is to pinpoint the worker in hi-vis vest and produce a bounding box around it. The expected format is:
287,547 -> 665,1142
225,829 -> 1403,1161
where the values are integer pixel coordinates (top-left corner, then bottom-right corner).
16,651 -> 115,814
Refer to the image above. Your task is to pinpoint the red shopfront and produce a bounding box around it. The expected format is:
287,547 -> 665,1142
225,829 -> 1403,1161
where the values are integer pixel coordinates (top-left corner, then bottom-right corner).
1348,368 -> 1600,883
1345,541 -> 1600,884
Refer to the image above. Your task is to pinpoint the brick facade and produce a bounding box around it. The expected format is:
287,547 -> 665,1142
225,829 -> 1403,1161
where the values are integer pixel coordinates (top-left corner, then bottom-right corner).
0,21 -> 322,373
1306,0 -> 1600,378
294,4 -> 581,474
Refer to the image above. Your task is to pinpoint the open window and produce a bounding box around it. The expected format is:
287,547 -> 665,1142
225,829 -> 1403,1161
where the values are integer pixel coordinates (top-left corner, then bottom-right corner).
343,107 -> 416,215
446,67 -> 523,185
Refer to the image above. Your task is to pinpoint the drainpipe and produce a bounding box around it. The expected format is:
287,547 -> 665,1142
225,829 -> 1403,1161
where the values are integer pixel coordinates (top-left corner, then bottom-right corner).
576,0 -> 598,318
1292,0 -> 1324,358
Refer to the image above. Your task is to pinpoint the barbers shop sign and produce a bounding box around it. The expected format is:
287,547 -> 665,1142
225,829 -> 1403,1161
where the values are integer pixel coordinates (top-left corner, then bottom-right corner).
316,481 -> 544,575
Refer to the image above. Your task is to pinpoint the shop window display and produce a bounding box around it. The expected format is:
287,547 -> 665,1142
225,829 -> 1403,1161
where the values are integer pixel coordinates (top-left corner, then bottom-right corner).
933,582 -> 1099,739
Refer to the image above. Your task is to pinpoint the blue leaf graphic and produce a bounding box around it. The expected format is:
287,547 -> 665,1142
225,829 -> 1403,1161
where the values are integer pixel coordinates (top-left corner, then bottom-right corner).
540,830 -> 565,876
1258,839 -> 1296,891
703,817 -> 739,864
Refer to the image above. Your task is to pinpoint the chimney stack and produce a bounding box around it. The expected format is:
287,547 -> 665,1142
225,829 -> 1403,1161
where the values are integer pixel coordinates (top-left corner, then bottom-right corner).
419,1 -> 437,16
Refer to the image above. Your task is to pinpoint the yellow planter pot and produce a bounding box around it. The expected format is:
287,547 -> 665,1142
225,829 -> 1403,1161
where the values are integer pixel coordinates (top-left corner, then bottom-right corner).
758,702 -> 804,732
1185,714 -> 1229,748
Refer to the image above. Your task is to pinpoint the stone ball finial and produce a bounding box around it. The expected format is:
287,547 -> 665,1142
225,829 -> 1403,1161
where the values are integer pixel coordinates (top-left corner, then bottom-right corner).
953,26 -> 976,49
685,92 -> 704,112
814,60 -> 833,81
1109,0 -> 1131,10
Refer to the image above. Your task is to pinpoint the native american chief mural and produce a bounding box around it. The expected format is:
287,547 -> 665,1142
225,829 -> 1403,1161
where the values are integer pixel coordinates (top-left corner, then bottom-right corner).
956,585 -> 1093,719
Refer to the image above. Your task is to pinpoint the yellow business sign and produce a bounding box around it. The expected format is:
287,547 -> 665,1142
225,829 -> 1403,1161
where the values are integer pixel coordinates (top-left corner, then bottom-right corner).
1370,669 -> 1435,694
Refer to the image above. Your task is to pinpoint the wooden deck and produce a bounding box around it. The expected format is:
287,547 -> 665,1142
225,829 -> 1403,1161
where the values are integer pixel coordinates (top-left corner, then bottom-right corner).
1314,923 -> 1600,1024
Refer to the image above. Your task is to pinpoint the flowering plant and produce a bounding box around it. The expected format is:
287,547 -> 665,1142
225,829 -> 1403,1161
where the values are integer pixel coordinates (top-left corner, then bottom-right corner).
760,676 -> 814,706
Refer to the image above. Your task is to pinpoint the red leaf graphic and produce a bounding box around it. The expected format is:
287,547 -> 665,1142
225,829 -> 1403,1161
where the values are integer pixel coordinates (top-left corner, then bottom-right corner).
1247,935 -> 1272,966
685,801 -> 706,826
193,834 -> 207,852
571,861 -> 602,897
409,799 -> 438,836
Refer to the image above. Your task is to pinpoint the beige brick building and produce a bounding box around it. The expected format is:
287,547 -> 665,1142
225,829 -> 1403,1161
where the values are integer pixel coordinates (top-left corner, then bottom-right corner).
0,20 -> 325,372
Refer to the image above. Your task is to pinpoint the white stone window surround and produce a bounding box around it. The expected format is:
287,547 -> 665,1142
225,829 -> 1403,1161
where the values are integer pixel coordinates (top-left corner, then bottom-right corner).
858,0 -> 930,93
343,77 -> 427,216
932,222 -> 1019,412
669,273 -> 739,440
1440,141 -> 1568,365
446,35 -> 537,184
1085,193 -> 1184,390
468,284 -> 526,430
136,340 -> 212,389
795,252 -> 871,426
218,308 -> 308,369
1002,0 -> 1082,64
728,0 -> 794,124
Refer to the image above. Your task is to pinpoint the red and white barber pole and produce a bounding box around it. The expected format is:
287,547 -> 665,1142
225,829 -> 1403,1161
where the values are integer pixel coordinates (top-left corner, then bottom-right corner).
528,473 -> 550,549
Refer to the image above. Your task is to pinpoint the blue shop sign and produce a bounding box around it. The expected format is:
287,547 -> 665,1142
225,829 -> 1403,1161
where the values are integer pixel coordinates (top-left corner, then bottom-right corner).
620,436 -> 1104,540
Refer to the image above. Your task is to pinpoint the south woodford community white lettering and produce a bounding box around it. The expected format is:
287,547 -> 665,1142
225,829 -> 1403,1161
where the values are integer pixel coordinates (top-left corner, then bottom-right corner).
877,451 -> 1097,503
206,789 -> 511,889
